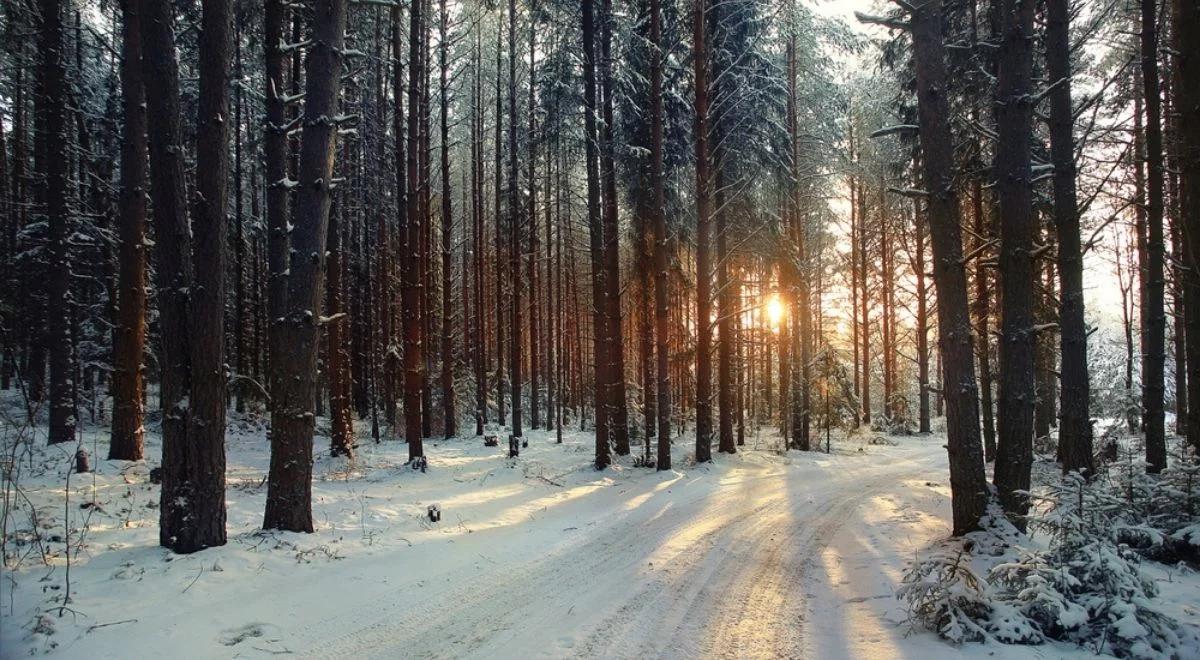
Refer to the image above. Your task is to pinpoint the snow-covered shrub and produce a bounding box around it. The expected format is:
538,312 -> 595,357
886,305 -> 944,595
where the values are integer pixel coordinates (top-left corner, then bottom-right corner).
897,509 -> 1023,643
896,541 -> 993,643
899,474 -> 1192,657
987,474 -> 1183,657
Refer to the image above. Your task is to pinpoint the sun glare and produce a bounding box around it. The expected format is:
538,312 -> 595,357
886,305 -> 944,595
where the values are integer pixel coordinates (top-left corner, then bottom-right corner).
765,295 -> 785,329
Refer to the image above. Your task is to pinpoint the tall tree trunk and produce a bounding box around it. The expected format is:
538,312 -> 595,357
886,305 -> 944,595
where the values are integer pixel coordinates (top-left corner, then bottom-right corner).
599,0 -> 628,456
494,16 -> 506,427
1140,0 -> 1167,473
972,178 -> 997,460
858,187 -> 870,424
582,0 -> 609,468
41,0 -> 76,446
402,0 -> 427,457
473,33 -> 487,435
265,0 -> 291,436
234,23 -> 247,414
184,0 -> 233,548
140,0 -> 196,550
1173,0 -> 1200,456
439,0 -> 456,438
650,0 -> 671,469
327,193 -> 354,458
110,0 -> 148,461
692,0 -> 713,464
507,0 -> 523,444
910,0 -> 990,535
914,198 -> 932,434
528,13 -> 540,432
716,177 -> 734,454
1047,0 -> 1092,476
264,0 -> 348,531
992,0 -> 1038,524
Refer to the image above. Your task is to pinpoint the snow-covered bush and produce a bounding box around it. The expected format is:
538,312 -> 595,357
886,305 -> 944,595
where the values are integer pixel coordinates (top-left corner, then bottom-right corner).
899,472 -> 1195,657
897,509 -> 1024,643
896,542 -> 993,643
988,474 -> 1183,657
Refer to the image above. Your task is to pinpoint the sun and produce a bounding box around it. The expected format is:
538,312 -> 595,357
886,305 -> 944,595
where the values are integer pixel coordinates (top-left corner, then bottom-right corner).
765,295 -> 786,329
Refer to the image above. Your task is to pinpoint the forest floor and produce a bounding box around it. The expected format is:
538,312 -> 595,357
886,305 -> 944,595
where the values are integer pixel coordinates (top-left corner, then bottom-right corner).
2,403 -> 1198,659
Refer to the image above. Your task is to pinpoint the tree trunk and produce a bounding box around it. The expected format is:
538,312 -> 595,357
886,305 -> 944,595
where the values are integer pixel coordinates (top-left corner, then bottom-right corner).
716,174 -> 734,454
992,0 -> 1038,524
140,0 -> 197,550
599,0 -> 629,456
265,0 -> 291,433
528,14 -> 540,433
650,0 -> 671,468
110,0 -> 148,461
327,194 -> 354,458
914,199 -> 931,434
494,17 -> 506,428
1140,0 -> 1168,473
439,0 -> 456,438
582,0 -> 609,468
41,0 -> 76,446
184,0 -> 233,548
507,0 -> 523,443
1173,0 -> 1200,456
402,0 -> 427,457
693,0 -> 713,464
972,178 -> 997,460
264,0 -> 348,532
910,0 -> 990,536
1046,0 -> 1092,476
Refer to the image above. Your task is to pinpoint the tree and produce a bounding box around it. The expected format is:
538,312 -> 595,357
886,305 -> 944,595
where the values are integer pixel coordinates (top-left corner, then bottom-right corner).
403,0 -> 427,458
40,0 -> 76,446
184,0 -> 234,546
1175,0 -> 1200,456
1045,0 -> 1092,477
507,0 -> 523,445
880,0 -> 990,535
109,0 -> 148,461
582,0 -> 610,469
599,0 -> 629,456
693,0 -> 713,465
650,0 -> 672,469
439,0 -> 456,438
1139,0 -> 1167,473
992,0 -> 1038,523
264,0 -> 350,532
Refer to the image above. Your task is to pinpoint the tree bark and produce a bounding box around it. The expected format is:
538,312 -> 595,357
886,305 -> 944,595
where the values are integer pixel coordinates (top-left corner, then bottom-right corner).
110,0 -> 148,461
992,0 -> 1038,524
264,0 -> 348,531
439,0 -> 456,438
402,0 -> 427,457
582,0 -> 609,468
1046,0 -> 1092,476
1140,0 -> 1167,473
651,0 -> 672,469
910,0 -> 990,536
693,0 -> 713,464
599,0 -> 629,456
41,0 -> 76,446
1173,0 -> 1200,456
140,0 -> 197,550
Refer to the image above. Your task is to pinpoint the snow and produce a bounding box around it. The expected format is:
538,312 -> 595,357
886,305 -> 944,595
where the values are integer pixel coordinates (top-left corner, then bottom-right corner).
3,407 -> 1197,659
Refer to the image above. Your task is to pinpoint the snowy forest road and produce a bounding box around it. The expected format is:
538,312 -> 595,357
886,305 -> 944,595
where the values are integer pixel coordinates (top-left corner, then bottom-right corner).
296,443 -> 942,659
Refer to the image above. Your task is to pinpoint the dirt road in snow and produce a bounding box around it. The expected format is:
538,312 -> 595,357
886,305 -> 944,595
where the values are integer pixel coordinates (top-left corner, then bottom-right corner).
298,448 -> 937,659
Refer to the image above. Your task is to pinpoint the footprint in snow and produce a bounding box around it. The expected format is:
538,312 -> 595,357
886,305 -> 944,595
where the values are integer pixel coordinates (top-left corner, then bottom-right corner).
218,622 -> 279,647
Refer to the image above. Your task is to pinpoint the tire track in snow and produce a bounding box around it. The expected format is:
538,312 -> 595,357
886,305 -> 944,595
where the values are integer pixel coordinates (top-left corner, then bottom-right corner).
296,455 -> 924,659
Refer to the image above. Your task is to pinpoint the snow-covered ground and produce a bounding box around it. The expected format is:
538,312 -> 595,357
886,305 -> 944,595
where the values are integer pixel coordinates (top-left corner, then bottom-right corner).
2,410 -> 1196,659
